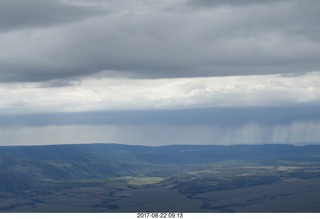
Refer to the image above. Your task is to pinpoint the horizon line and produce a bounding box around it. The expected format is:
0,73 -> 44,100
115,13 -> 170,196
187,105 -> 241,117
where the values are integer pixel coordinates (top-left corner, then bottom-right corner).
0,142 -> 319,148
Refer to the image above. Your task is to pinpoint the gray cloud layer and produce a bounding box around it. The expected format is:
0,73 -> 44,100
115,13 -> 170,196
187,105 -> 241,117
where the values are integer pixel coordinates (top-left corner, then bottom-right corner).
0,0 -> 319,82
0,0 -> 105,32
1,105 -> 319,128
1,105 -> 320,146
1,1 -> 319,146
186,0 -> 285,8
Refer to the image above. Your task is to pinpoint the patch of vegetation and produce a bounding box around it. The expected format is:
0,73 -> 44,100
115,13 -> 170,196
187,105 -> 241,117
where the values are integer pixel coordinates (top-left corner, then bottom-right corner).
120,177 -> 166,186
172,175 -> 280,195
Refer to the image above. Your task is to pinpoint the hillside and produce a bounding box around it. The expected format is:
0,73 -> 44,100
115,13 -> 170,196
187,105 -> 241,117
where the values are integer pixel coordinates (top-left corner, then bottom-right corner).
1,143 -> 320,182
1,143 -> 320,212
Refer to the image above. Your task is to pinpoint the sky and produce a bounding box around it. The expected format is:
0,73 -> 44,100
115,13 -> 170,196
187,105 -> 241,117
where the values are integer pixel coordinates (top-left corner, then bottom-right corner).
0,0 -> 320,146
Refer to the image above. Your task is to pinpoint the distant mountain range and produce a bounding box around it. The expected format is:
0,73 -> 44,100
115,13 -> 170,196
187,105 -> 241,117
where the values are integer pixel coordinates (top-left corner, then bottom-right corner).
1,144 -> 320,183
1,143 -> 320,212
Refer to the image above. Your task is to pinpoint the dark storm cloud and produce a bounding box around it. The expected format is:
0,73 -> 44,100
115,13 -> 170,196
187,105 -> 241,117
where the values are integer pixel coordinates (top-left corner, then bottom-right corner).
0,0 -> 320,82
1,105 -> 319,128
0,0 -> 105,32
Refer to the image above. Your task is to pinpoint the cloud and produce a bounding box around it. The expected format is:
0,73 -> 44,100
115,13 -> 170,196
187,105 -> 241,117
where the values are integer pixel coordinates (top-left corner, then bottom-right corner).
1,104 -> 319,128
0,1 -> 320,146
1,121 -> 320,146
0,0 -> 319,82
0,0 -> 106,32
186,0 -> 284,8
0,73 -> 319,113
1,72 -> 319,146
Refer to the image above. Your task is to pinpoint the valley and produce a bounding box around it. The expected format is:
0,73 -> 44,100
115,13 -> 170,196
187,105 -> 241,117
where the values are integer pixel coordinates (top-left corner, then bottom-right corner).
1,144 -> 320,212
